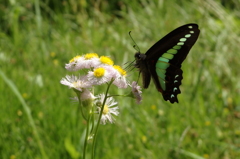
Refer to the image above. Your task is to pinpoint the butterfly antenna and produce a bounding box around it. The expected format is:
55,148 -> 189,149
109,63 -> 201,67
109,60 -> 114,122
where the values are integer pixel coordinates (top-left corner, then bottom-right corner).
129,31 -> 140,52
124,60 -> 136,71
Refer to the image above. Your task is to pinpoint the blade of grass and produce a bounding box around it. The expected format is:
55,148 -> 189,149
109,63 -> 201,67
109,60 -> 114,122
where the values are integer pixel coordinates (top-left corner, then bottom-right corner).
0,70 -> 48,159
178,149 -> 206,159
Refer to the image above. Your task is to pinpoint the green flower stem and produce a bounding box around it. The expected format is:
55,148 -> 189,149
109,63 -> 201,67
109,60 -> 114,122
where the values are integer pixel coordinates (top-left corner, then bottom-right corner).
90,88 -> 95,134
82,87 -> 95,159
83,107 -> 92,159
79,101 -> 88,120
91,79 -> 114,159
75,90 -> 88,120
90,106 -> 95,134
0,70 -> 48,159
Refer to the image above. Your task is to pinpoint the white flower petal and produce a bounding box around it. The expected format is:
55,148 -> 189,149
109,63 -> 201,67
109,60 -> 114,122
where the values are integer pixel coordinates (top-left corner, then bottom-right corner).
95,94 -> 119,124
60,75 -> 92,91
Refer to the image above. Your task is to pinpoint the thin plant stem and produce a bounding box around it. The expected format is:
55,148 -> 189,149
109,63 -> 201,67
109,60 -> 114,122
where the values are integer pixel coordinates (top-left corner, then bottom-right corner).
91,79 -> 114,159
82,107 -> 92,159
90,88 -> 95,134
90,106 -> 95,134
75,90 -> 88,120
79,102 -> 88,120
34,0 -> 42,33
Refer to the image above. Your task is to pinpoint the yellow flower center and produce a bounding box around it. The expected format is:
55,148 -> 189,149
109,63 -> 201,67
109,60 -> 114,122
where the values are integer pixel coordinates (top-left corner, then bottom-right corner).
151,105 -> 157,110
50,52 -> 56,57
69,55 -> 81,63
84,53 -> 99,59
73,81 -> 78,88
93,68 -> 105,77
205,121 -> 211,126
100,56 -> 114,65
141,135 -> 147,143
113,65 -> 127,76
53,59 -> 59,66
203,154 -> 209,159
103,105 -> 109,114
22,93 -> 28,99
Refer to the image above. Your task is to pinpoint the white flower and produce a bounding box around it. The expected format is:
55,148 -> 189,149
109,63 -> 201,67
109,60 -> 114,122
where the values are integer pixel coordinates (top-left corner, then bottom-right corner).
65,55 -> 84,71
87,67 -> 112,85
77,53 -> 100,69
113,76 -> 128,88
98,56 -> 114,66
111,65 -> 128,88
131,81 -> 142,104
95,94 -> 119,125
65,53 -> 101,71
60,75 -> 91,91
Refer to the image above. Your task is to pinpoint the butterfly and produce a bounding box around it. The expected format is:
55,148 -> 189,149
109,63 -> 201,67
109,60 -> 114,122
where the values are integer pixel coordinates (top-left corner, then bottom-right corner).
134,23 -> 200,103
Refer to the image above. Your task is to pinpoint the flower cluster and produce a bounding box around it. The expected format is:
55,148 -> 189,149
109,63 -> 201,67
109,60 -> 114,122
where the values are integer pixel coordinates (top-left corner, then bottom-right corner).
60,53 -> 142,124
63,53 -> 128,88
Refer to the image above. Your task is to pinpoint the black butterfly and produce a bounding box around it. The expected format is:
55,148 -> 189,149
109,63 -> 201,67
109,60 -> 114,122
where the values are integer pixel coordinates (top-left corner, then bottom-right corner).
134,23 -> 200,103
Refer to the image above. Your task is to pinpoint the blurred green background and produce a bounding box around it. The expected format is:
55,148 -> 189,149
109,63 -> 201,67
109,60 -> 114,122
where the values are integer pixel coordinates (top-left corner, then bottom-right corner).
1,0 -> 240,158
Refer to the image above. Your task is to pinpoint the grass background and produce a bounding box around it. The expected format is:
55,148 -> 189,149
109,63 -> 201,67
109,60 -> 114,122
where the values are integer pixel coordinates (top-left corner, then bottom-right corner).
1,0 -> 240,158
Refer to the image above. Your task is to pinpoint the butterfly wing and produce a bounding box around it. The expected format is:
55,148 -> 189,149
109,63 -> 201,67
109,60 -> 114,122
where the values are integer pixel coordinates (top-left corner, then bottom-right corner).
145,24 -> 200,103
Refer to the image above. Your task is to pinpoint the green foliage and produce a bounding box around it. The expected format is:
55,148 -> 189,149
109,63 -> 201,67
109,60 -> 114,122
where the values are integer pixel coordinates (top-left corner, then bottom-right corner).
1,0 -> 240,158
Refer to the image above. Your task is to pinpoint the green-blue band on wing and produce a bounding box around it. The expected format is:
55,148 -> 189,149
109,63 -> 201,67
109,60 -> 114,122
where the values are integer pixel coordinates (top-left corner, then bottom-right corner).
177,42 -> 184,45
180,38 -> 187,42
160,79 -> 166,90
158,57 -> 169,63
162,53 -> 174,59
156,61 -> 169,91
156,68 -> 165,79
156,61 -> 169,70
156,68 -> 166,91
167,49 -> 178,54
173,45 -> 181,50
185,34 -> 191,38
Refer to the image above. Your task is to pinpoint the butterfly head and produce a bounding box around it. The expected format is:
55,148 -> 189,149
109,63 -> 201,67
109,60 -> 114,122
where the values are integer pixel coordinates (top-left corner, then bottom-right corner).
134,52 -> 146,69
134,53 -> 146,61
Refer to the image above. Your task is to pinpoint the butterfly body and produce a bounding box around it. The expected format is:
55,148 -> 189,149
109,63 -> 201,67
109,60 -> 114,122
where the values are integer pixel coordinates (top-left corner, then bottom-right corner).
134,24 -> 200,103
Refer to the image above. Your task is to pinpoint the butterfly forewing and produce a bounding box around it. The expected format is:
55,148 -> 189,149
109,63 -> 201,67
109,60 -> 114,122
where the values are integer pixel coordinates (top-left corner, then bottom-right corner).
146,24 -> 199,62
